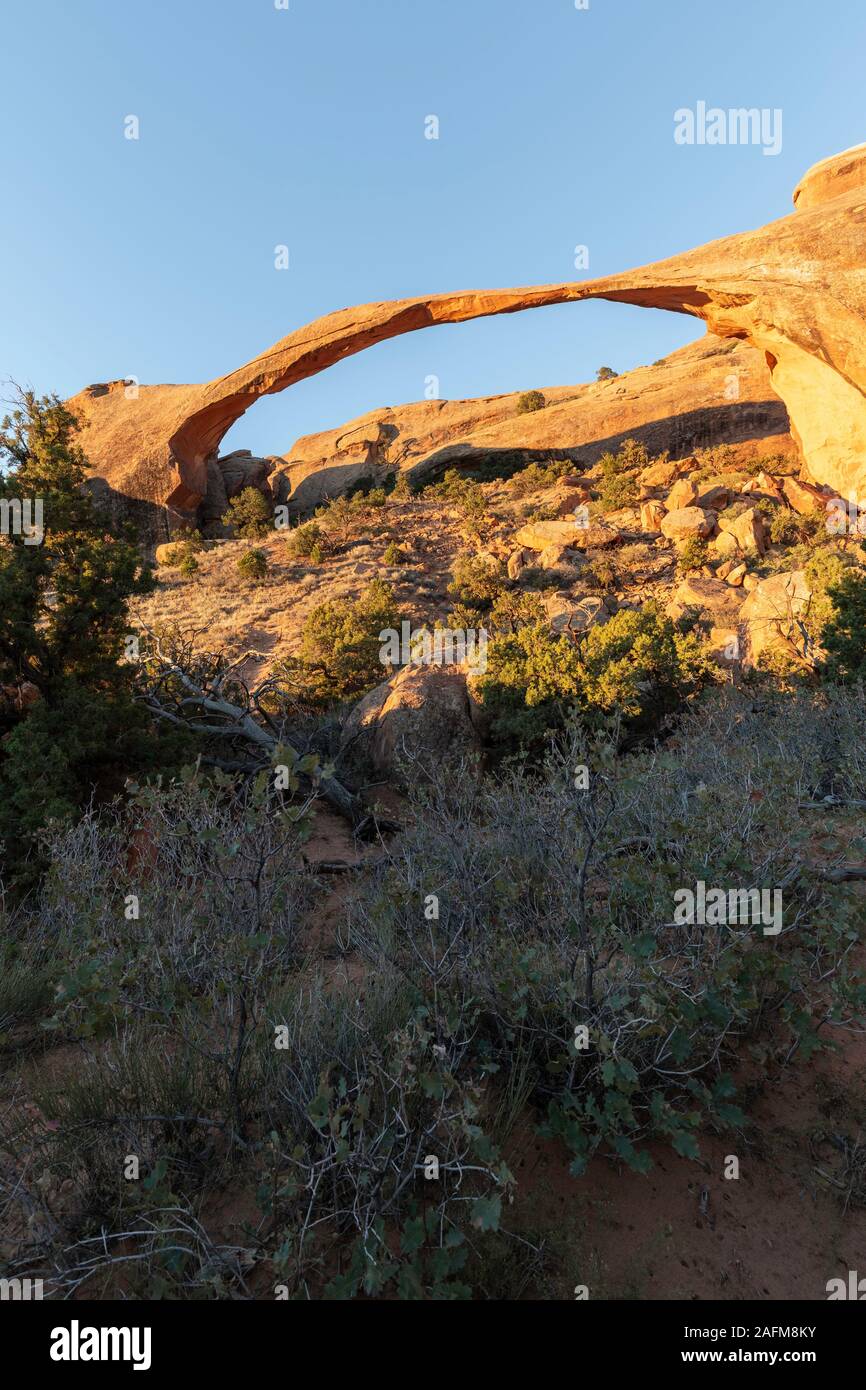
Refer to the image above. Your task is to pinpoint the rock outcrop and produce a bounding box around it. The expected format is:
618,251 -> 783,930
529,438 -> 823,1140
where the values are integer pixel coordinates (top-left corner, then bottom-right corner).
339,664 -> 481,785
69,145 -> 866,537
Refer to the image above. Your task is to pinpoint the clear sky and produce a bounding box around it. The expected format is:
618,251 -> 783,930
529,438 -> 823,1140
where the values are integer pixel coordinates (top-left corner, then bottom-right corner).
1,0 -> 864,458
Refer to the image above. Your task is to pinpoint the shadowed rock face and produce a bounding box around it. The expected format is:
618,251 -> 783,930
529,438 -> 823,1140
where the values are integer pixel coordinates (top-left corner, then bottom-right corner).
70,145 -> 866,532
280,336 -> 794,513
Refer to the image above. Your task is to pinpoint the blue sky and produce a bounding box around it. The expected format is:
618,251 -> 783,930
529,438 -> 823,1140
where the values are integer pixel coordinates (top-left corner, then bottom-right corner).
1,0 -> 864,458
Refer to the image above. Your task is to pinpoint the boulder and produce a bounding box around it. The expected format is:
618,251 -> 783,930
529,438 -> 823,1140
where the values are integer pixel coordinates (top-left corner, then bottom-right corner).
340,665 -> 481,784
217,450 -> 274,499
726,563 -> 747,587
507,547 -> 532,579
640,458 -> 690,489
711,528 -> 741,559
697,484 -> 732,511
719,505 -> 767,556
640,500 -> 667,533
666,478 -> 699,510
547,485 -> 591,519
781,476 -> 829,515
660,507 -> 716,540
515,519 -> 586,551
667,576 -> 742,626
742,471 -> 785,503
539,543 -> 581,571
546,594 -> 610,635
739,570 -> 813,667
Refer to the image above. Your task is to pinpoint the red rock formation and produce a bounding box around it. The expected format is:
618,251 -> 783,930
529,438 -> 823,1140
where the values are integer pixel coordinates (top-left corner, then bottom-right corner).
70,145 -> 866,530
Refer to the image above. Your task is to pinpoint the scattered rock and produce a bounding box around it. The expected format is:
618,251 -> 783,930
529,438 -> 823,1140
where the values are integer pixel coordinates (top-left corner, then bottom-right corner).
640,458 -> 690,489
781,476 -> 829,515
640,500 -> 667,533
667,576 -> 742,625
660,507 -> 716,540
666,479 -> 699,510
719,505 -> 767,556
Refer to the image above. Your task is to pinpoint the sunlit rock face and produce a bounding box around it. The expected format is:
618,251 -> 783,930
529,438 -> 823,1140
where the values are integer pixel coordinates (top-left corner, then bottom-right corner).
69,145 -> 866,537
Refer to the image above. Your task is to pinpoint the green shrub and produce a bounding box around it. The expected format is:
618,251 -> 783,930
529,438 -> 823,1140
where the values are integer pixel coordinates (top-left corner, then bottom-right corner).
582,555 -> 619,591
472,625 -> 584,750
516,390 -> 546,415
474,603 -> 710,752
178,555 -> 199,579
820,569 -> 866,682
0,390 -> 172,878
578,603 -> 711,739
596,366 -> 618,381
222,487 -> 273,539
158,536 -> 203,568
286,521 -> 323,559
448,553 -> 507,609
596,439 -> 650,512
382,542 -> 405,565
769,507 -> 824,548
677,538 -> 709,573
237,548 -> 269,582
508,459 -> 574,498
285,580 -> 401,707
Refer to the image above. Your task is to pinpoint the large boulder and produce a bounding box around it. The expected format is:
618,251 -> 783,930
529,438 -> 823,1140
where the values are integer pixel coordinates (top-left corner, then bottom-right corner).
666,478 -> 699,511
340,665 -> 481,784
667,576 -> 742,626
739,570 -> 813,667
719,505 -> 767,556
661,507 -> 716,540
216,450 -> 274,500
515,519 -> 586,551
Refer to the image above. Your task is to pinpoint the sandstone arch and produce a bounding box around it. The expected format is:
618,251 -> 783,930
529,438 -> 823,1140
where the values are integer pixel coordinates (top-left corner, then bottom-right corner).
70,144 -> 866,527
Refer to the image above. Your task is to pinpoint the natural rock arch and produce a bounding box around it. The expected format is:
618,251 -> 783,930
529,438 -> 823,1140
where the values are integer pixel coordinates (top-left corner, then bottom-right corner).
70,144 -> 866,527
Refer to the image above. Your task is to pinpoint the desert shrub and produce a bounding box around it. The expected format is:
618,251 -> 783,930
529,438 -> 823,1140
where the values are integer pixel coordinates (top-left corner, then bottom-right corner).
488,589 -> 547,633
0,390 -> 175,878
3,686 -> 866,1297
222,486 -> 273,539
820,569 -> 866,682
382,542 -> 405,565
158,534 -> 204,568
347,686 -> 866,1186
448,553 -> 507,609
424,469 -> 487,531
508,459 -> 574,497
237,548 -> 269,582
315,495 -> 361,546
596,366 -> 618,381
474,604 -> 709,753
768,507 -> 824,548
388,472 -> 416,501
471,625 -> 584,749
284,580 -> 401,707
677,537 -> 709,573
178,554 -> 199,579
578,603 -> 711,740
516,390 -> 546,415
595,439 -> 649,511
285,520 -> 323,559
582,555 -> 619,591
